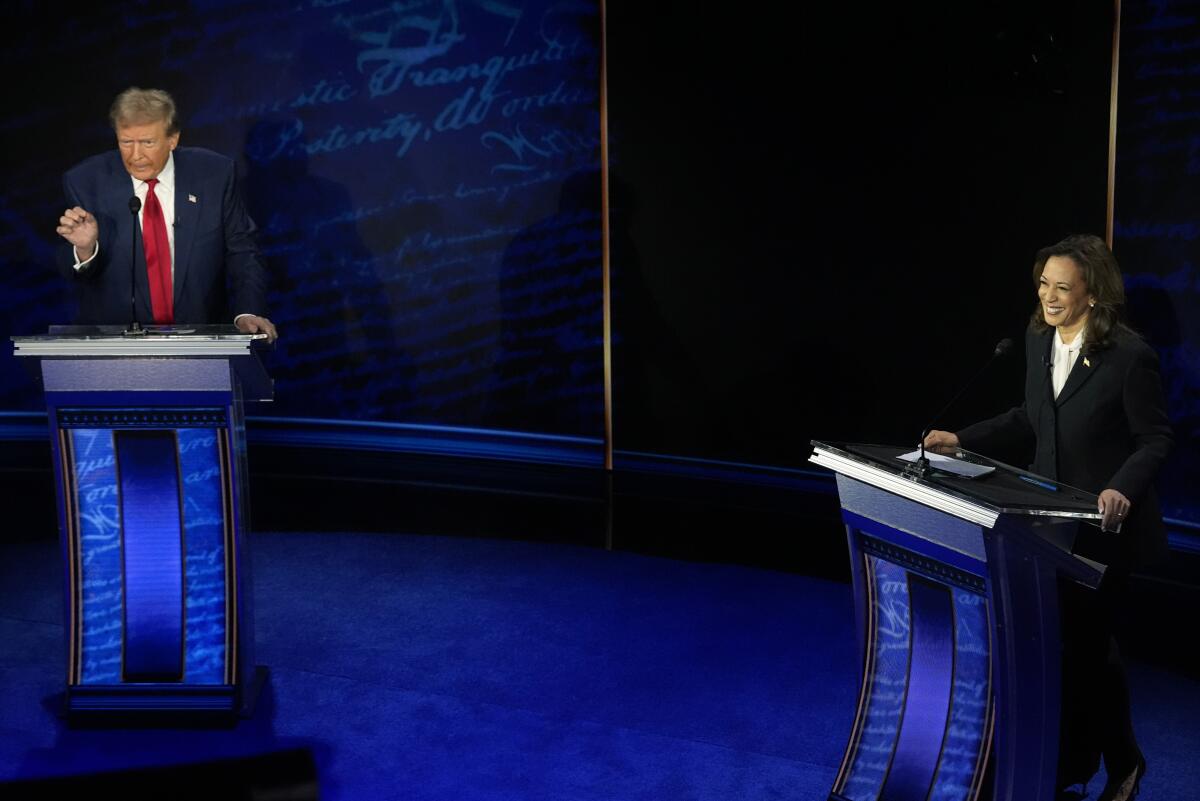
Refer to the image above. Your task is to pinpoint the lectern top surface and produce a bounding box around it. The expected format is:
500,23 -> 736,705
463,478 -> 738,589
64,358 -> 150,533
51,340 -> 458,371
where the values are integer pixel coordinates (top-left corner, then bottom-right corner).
12,326 -> 270,358
814,441 -> 1101,519
18,324 -> 264,340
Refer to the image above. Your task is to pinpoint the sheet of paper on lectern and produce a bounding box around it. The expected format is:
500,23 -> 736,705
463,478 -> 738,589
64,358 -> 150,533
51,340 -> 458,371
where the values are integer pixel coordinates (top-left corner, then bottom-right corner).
897,449 -> 996,479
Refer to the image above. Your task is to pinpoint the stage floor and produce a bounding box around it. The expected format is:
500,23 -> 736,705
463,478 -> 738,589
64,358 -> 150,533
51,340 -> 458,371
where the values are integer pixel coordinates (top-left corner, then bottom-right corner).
1,531 -> 1197,799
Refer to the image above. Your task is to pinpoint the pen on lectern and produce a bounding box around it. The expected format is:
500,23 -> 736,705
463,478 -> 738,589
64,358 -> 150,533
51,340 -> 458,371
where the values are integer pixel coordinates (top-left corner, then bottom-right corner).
1017,474 -> 1057,492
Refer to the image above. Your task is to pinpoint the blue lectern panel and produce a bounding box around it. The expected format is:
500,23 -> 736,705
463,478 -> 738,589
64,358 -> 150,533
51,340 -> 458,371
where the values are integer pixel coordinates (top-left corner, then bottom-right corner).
930,588 -> 991,801
70,429 -> 123,685
840,557 -> 909,800
178,428 -> 229,684
66,418 -> 233,687
879,576 -> 954,800
835,550 -> 992,801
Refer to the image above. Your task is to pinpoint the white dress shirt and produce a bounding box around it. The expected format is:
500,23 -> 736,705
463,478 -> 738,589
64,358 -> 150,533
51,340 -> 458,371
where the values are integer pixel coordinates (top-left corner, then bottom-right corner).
1051,326 -> 1084,398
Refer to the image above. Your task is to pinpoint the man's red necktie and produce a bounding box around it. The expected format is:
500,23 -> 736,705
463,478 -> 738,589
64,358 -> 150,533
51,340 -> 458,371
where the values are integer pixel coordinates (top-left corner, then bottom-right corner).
142,178 -> 173,324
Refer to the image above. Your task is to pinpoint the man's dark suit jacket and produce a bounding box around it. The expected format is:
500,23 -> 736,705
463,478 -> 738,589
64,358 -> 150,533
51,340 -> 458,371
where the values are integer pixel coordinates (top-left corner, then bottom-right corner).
958,326 -> 1174,569
58,147 -> 267,324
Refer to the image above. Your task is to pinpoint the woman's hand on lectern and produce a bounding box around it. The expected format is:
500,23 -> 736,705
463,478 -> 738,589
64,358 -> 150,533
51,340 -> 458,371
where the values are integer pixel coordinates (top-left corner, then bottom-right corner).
1098,488 -> 1131,532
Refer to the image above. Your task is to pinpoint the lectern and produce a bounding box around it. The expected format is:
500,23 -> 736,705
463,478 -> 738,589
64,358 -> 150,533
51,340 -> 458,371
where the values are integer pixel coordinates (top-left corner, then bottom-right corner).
810,441 -> 1107,801
12,326 -> 271,719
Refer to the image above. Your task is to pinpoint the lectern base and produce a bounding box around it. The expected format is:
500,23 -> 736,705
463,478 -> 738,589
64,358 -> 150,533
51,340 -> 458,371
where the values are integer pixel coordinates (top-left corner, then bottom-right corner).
64,666 -> 269,725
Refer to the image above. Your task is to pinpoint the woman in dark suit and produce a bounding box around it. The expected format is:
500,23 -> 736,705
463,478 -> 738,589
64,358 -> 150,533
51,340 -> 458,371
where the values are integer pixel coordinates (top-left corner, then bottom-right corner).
925,234 -> 1173,801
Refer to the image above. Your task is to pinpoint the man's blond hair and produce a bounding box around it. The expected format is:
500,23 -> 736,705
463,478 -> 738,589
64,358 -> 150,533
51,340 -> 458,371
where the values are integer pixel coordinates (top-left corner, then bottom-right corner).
110,87 -> 179,135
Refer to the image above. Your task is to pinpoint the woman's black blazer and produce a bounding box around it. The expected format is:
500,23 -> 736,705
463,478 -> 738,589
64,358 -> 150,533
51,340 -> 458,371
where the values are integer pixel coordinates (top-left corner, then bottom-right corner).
958,326 -> 1174,568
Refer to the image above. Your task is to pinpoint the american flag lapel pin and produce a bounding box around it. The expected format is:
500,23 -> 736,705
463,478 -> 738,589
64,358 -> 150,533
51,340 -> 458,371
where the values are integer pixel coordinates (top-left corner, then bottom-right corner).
188,194 -> 197,203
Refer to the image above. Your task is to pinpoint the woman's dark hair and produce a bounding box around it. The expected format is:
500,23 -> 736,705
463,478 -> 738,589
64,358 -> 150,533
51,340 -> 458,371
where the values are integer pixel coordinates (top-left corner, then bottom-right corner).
1029,234 -> 1128,352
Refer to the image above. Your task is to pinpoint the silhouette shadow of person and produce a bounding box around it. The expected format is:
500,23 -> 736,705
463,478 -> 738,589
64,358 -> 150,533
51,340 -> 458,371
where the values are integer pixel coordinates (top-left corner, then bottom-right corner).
242,116 -> 413,420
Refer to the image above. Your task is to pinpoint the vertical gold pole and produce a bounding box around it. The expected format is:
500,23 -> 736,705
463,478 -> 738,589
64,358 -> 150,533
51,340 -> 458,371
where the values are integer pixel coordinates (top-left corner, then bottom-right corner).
1106,0 -> 1121,247
599,0 -> 613,473
598,0 -> 614,549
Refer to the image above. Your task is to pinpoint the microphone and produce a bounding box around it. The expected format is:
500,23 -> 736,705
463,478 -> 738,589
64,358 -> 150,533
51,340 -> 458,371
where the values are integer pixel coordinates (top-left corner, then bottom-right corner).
909,338 -> 1014,478
125,196 -> 143,335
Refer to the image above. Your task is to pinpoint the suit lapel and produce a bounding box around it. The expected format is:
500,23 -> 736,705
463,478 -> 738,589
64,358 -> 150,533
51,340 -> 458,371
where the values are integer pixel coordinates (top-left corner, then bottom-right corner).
172,151 -> 199,309
1055,345 -> 1103,406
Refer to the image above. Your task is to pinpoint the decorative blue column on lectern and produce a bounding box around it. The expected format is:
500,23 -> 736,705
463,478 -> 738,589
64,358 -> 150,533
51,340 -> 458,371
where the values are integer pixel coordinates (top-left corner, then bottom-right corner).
810,442 -> 1107,801
12,327 -> 271,719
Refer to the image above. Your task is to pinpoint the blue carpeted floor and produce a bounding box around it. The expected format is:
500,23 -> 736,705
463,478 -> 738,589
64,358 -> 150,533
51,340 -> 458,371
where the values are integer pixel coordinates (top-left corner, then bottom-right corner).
1,532 -> 1198,799
1,533 -> 854,799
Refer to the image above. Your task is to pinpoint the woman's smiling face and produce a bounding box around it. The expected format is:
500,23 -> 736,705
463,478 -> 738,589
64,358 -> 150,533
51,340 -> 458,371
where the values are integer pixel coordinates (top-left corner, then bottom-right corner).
1037,255 -> 1093,340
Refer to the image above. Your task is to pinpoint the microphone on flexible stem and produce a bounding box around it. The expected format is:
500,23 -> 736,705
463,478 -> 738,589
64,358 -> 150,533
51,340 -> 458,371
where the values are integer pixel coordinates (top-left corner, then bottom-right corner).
125,195 -> 144,336
908,337 -> 1014,478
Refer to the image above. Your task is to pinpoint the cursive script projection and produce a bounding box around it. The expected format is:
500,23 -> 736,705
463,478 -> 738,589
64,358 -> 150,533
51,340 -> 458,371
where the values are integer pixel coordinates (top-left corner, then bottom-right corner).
841,559 -> 910,800
1114,0 -> 1200,526
841,559 -> 988,801
192,79 -> 361,129
928,589 -> 990,801
266,112 -> 425,160
1,0 -> 603,441
482,123 -> 602,173
236,0 -> 603,435
71,429 -> 124,685
178,429 -> 227,684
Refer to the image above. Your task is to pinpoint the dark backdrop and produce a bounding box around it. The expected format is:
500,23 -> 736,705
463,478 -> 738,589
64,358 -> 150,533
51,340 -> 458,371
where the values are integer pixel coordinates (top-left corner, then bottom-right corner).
1111,0 -> 1200,528
607,0 -> 1114,468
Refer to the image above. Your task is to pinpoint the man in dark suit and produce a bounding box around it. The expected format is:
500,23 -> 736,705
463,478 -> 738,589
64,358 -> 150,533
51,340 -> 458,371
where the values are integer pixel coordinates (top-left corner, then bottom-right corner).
55,87 -> 277,341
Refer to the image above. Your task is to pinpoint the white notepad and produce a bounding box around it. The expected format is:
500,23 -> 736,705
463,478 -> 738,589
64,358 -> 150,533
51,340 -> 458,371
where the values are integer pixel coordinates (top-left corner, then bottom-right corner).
897,450 -> 996,478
